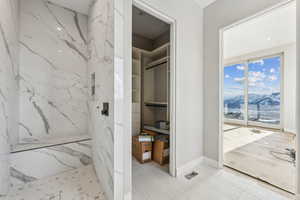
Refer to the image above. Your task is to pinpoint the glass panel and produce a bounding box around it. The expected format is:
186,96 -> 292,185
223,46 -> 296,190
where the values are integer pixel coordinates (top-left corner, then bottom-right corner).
248,56 -> 281,125
224,64 -> 246,121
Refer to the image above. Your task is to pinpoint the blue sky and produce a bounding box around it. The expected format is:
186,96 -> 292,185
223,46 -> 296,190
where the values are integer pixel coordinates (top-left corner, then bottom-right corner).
224,56 -> 281,98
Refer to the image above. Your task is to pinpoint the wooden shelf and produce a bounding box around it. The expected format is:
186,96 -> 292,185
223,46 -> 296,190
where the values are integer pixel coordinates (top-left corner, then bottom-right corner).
144,125 -> 169,135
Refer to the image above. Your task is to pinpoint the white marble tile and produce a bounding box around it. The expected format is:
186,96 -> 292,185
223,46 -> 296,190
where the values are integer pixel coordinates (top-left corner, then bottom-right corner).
88,0 -> 115,199
10,140 -> 92,187
0,0 -> 19,195
6,165 -> 106,200
18,0 -> 89,144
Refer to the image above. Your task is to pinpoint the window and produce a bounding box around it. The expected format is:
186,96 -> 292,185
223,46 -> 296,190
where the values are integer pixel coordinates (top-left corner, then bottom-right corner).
224,64 -> 245,121
224,55 -> 281,127
248,56 -> 281,125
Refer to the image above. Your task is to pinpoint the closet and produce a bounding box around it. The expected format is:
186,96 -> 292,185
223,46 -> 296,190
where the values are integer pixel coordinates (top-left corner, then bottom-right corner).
132,5 -> 171,172
132,43 -> 170,134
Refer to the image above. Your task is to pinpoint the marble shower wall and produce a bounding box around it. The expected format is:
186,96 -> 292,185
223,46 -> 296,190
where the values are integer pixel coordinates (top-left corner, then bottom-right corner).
0,0 -> 19,196
88,0 -> 115,199
88,0 -> 127,199
18,0 -> 89,144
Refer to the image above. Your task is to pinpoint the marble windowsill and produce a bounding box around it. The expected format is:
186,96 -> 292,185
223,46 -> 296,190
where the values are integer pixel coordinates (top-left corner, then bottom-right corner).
11,135 -> 91,153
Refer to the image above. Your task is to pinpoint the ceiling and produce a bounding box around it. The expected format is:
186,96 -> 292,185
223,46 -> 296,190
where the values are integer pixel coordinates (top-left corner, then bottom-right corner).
224,1 -> 296,59
133,6 -> 170,40
47,0 -> 93,14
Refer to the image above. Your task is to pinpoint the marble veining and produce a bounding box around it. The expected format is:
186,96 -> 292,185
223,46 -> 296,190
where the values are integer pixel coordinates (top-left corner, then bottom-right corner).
6,165 -> 106,200
0,0 -> 19,195
18,0 -> 90,145
10,140 -> 92,187
88,0 -> 115,199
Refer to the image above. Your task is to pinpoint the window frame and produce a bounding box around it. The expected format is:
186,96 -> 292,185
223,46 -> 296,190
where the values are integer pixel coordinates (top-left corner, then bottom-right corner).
223,53 -> 284,130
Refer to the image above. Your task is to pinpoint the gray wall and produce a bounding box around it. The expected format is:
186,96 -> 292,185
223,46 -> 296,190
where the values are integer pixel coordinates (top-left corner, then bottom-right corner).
203,0 -> 288,161
132,34 -> 153,50
133,31 -> 170,51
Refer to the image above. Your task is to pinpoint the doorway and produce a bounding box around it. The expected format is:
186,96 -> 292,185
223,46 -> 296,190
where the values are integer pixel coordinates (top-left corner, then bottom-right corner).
220,0 -> 296,194
131,1 -> 176,177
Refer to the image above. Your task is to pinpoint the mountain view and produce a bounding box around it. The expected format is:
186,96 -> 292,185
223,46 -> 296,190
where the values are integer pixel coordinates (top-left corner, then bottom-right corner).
224,93 -> 280,124
224,56 -> 281,125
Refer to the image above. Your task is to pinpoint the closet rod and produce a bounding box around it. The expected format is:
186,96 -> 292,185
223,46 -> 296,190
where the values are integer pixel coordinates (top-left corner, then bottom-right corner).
146,61 -> 167,70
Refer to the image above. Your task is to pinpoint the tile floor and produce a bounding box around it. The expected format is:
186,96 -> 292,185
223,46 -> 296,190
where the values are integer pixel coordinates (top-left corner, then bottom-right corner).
132,159 -> 294,200
2,159 -> 294,200
4,165 -> 105,200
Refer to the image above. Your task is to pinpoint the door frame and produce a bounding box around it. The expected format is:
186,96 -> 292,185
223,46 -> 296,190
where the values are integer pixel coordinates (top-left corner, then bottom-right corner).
218,0 -> 296,186
223,53 -> 284,130
131,0 -> 177,177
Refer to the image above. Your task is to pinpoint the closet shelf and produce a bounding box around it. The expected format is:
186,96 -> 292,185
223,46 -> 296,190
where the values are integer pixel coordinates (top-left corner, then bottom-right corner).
144,125 -> 169,135
146,57 -> 168,70
144,101 -> 168,108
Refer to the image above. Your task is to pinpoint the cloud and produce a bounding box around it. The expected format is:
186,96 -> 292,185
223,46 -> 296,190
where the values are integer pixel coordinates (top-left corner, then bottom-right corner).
248,71 -> 266,82
269,75 -> 277,81
225,74 -> 230,79
249,81 -> 265,88
270,68 -> 275,73
236,65 -> 245,70
234,77 -> 245,83
248,71 -> 266,87
252,59 -> 264,65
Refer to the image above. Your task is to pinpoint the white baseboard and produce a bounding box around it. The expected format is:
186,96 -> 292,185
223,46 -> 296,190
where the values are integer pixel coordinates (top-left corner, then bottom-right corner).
203,157 -> 220,168
176,157 -> 204,176
124,192 -> 131,200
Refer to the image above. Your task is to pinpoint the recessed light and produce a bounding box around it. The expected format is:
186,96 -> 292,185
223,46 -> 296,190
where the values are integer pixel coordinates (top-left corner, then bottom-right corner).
57,27 -> 62,31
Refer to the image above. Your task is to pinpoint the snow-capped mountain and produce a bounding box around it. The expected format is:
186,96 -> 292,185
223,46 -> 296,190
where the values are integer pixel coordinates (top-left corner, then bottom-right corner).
224,92 -> 280,108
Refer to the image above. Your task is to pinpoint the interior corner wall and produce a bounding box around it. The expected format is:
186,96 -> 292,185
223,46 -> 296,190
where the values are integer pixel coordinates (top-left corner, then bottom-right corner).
152,31 -> 170,49
132,34 -> 153,50
0,0 -> 19,195
203,0 -> 291,162
132,0 -> 204,171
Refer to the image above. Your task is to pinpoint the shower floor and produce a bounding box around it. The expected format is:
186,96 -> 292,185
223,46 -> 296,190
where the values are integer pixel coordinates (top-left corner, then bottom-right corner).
5,165 -> 106,200
223,124 -> 296,193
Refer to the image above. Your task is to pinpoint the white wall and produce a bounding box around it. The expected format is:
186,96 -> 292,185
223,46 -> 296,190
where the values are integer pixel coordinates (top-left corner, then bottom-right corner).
224,44 -> 297,133
0,0 -> 19,195
296,0 -> 300,197
203,0 -> 288,162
